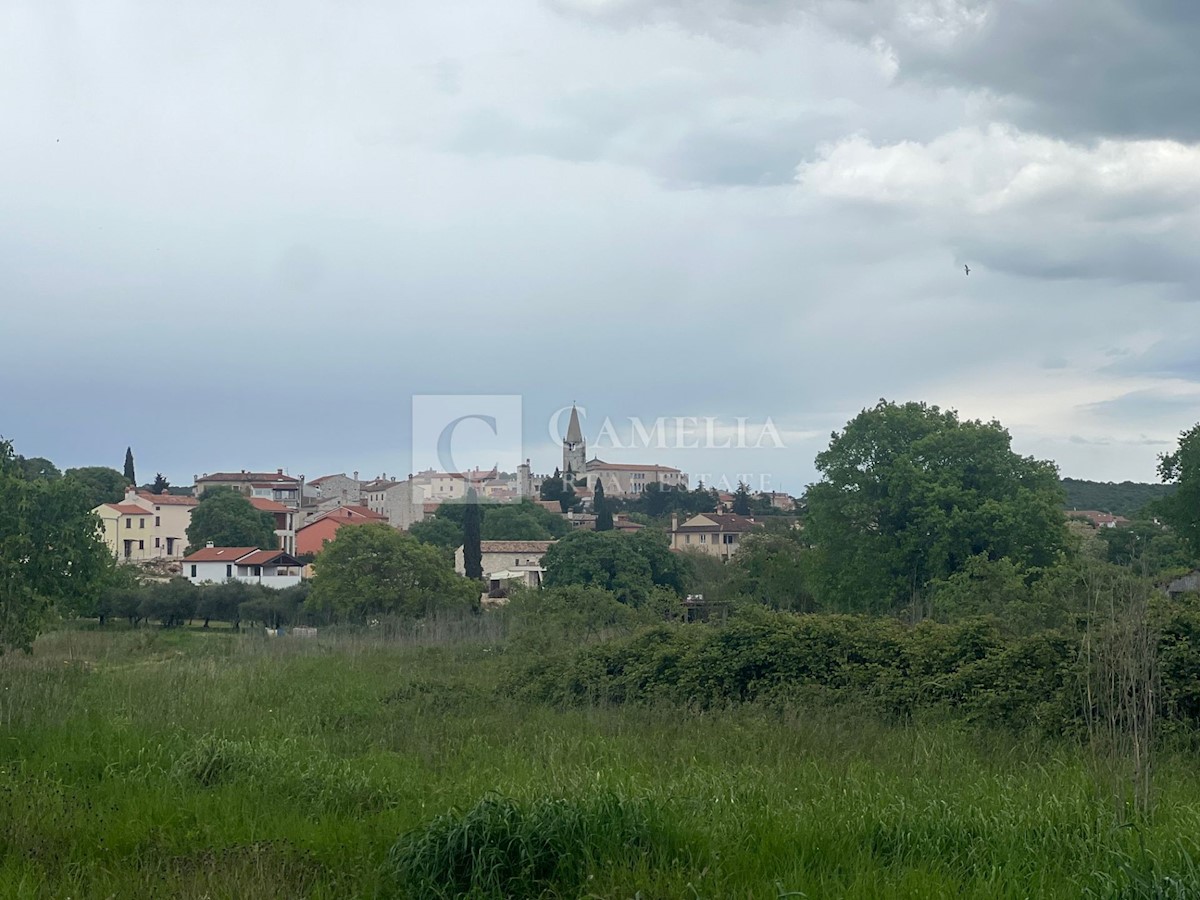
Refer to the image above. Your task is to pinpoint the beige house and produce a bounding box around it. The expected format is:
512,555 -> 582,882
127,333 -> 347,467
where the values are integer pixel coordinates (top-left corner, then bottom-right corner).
94,488 -> 197,561
585,459 -> 688,498
454,540 -> 556,589
669,513 -> 757,559
363,478 -> 424,530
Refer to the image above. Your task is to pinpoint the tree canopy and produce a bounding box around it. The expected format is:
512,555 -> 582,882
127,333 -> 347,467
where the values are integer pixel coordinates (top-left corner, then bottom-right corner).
123,447 -> 136,486
64,466 -> 128,509
1157,423 -> 1200,558
186,488 -> 278,552
0,440 -> 110,651
804,400 -> 1069,614
542,528 -> 689,606
309,524 -> 478,620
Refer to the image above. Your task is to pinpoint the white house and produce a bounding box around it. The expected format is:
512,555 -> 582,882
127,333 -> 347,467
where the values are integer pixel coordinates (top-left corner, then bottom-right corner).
454,540 -> 555,589
182,544 -> 304,589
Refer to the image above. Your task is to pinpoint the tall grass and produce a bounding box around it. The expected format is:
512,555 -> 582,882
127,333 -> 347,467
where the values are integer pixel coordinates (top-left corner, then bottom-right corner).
2,626 -> 1199,897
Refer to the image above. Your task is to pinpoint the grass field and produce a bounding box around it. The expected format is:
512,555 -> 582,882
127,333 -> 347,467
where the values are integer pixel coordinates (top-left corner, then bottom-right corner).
2,623 -> 1198,898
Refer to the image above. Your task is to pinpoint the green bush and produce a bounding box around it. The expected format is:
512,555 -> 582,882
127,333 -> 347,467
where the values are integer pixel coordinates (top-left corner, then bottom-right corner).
389,792 -> 690,899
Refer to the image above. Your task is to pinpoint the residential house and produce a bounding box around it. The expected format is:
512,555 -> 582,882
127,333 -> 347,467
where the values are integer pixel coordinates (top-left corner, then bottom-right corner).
363,477 -> 424,530
182,544 -> 304,589
1068,510 -> 1132,529
193,469 -> 303,509
249,497 -> 298,555
669,512 -> 758,559
296,505 -> 388,556
307,472 -> 362,505
94,488 -> 198,561
454,540 -> 556,589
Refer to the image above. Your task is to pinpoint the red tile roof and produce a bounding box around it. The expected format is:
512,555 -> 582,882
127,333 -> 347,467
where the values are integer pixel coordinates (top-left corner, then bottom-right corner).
307,505 -> 386,525
197,471 -> 300,483
674,513 -> 758,533
237,549 -> 302,567
183,546 -> 259,562
249,497 -> 291,513
587,459 -> 684,473
109,504 -> 150,515
136,491 -> 198,506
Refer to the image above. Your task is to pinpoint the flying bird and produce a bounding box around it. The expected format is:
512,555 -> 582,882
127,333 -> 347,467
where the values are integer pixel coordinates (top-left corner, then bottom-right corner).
964,264 -> 970,276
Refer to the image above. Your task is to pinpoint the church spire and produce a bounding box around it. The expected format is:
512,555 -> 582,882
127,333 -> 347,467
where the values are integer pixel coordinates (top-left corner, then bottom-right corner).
565,404 -> 583,444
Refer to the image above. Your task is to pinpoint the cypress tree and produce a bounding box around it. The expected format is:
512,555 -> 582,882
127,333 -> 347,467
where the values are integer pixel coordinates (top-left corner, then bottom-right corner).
594,479 -> 613,531
462,489 -> 483,580
123,447 -> 136,486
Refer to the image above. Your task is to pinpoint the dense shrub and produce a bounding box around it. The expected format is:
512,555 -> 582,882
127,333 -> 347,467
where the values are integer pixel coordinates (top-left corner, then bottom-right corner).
506,608 -> 1086,730
389,792 -> 691,899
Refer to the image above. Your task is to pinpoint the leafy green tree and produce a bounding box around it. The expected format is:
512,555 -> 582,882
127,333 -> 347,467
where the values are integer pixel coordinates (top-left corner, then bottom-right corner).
309,524 -> 478,620
123,447 -> 136,486
16,456 -> 61,481
731,481 -> 752,516
540,468 -> 580,513
804,400 -> 1069,614
240,583 -> 308,629
138,577 -> 197,627
150,473 -> 170,493
409,516 -> 465,552
542,529 -> 690,605
594,479 -> 613,531
1157,424 -> 1200,558
494,500 -> 570,539
0,440 -> 110,651
186,487 -> 277,551
462,490 -> 483,580
726,528 -> 814,611
196,580 -> 255,629
64,466 -> 128,508
1098,520 -> 1194,576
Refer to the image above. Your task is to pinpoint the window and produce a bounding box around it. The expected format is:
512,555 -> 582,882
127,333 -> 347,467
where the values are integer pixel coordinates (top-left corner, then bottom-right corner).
190,565 -> 197,577
253,566 -> 262,576
138,540 -> 144,550
154,537 -> 160,548
139,518 -> 145,529
226,564 -> 232,577
155,516 -> 160,527
685,535 -> 691,544
724,534 -> 735,544
126,517 -> 132,528
700,534 -> 707,543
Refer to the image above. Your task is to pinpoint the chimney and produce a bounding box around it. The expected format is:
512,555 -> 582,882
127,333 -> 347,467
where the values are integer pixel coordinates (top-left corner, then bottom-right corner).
353,470 -> 359,481
671,513 -> 679,532
206,541 -> 214,548
277,468 -> 283,475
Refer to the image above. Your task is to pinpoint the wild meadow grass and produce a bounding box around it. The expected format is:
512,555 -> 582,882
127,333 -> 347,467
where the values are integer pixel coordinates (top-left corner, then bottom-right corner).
2,623 -> 1199,897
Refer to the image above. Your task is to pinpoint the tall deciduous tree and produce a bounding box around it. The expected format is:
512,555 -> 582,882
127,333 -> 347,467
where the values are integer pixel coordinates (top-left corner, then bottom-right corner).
64,466 -> 128,508
186,488 -> 277,551
594,479 -> 613,531
542,529 -> 690,605
123,447 -> 136,486
804,400 -> 1069,614
0,440 -> 110,651
1157,424 -> 1200,558
462,489 -> 483,580
309,524 -> 477,620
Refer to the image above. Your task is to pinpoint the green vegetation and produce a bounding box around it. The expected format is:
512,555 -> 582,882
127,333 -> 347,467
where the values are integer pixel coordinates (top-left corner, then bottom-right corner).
64,465 -> 128,507
805,400 -> 1069,615
3,619 -> 1200,898
0,439 -> 110,652
1061,478 -> 1176,518
186,486 -> 278,552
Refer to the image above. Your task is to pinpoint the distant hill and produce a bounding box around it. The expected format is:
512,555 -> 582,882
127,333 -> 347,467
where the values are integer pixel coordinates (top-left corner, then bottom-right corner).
1060,478 -> 1176,518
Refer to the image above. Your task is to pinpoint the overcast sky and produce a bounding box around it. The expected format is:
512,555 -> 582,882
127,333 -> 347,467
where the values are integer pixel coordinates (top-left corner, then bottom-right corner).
4,0 -> 1200,492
